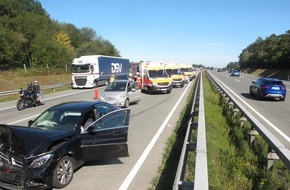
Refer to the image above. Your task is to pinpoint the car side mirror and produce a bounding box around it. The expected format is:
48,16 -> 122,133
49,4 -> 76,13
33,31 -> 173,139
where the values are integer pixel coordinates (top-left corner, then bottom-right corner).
28,120 -> 33,126
87,126 -> 97,134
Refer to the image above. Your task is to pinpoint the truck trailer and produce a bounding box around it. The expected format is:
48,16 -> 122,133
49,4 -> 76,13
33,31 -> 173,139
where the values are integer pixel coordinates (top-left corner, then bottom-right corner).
71,55 -> 130,88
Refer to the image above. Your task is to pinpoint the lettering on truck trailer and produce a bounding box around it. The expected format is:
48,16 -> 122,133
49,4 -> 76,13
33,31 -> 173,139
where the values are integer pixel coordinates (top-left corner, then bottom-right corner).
111,63 -> 123,73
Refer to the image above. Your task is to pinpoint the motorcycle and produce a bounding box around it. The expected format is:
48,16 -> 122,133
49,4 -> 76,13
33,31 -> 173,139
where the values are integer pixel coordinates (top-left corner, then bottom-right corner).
16,88 -> 38,111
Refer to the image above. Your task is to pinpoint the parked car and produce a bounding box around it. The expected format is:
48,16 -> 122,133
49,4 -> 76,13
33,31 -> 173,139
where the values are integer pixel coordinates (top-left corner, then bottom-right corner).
249,77 -> 286,101
0,101 -> 130,189
101,80 -> 141,108
230,70 -> 240,77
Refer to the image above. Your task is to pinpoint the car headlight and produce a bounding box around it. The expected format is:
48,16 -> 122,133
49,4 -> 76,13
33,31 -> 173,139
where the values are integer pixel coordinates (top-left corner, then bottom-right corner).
29,154 -> 53,169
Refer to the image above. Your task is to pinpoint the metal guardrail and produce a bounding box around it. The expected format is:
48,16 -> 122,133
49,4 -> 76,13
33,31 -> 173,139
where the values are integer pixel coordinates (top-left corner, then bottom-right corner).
207,71 -> 290,169
0,83 -> 71,97
173,70 -> 290,190
173,71 -> 208,190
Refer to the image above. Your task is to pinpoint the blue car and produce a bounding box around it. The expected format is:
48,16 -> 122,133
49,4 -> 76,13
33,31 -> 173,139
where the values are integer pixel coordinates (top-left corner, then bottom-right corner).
249,77 -> 286,101
230,70 -> 240,77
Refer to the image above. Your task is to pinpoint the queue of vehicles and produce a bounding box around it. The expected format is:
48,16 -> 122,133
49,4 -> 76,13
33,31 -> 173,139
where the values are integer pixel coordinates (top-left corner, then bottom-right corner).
1,58 -> 287,189
0,55 -> 197,189
130,61 -> 196,94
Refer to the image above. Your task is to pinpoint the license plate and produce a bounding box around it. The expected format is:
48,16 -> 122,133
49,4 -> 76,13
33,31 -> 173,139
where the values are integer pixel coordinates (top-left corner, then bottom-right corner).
271,87 -> 280,90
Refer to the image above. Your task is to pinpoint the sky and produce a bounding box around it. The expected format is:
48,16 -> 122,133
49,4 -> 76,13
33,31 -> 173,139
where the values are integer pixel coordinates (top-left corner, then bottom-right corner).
39,0 -> 290,68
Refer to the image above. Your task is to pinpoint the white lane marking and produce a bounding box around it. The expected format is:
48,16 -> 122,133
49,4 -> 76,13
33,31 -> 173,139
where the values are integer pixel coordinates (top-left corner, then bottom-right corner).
119,82 -> 192,190
211,74 -> 290,143
0,89 -> 93,111
235,79 -> 241,82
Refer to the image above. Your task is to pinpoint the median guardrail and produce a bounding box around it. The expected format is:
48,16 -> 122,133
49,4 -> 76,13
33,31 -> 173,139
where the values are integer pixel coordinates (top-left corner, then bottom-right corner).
173,70 -> 208,190
207,71 -> 290,170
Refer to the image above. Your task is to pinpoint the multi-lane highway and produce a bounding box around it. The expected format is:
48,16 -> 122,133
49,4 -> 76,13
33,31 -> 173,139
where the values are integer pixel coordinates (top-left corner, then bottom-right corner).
208,70 -> 290,149
0,81 -> 195,190
1,71 -> 290,189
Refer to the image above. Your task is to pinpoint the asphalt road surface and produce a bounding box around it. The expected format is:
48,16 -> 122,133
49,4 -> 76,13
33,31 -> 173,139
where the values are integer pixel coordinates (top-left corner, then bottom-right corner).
0,81 -> 195,190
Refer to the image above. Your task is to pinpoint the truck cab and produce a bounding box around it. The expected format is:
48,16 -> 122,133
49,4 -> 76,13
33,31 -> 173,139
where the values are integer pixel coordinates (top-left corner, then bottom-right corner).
179,64 -> 196,81
71,55 -> 130,88
164,64 -> 185,88
132,62 -> 172,94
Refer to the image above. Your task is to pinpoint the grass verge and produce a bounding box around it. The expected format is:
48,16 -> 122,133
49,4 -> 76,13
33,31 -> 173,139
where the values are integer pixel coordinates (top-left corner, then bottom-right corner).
204,71 -> 290,190
150,71 -> 290,190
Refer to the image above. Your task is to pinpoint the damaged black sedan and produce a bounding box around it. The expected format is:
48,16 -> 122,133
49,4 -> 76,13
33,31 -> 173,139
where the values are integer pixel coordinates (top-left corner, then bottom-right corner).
0,101 -> 130,190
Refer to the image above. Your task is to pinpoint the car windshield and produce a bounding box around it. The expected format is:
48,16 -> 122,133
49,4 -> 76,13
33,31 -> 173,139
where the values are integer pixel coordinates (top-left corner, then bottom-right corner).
72,64 -> 91,73
30,110 -> 82,132
106,82 -> 128,91
148,69 -> 168,78
180,67 -> 194,72
166,69 -> 181,75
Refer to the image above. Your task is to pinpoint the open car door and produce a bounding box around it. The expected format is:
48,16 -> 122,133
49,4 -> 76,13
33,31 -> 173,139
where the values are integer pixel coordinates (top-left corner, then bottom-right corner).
81,108 -> 130,161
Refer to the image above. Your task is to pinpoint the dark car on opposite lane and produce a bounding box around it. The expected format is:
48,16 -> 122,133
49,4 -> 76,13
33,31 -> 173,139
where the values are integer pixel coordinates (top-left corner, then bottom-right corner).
249,77 -> 286,101
0,101 -> 130,190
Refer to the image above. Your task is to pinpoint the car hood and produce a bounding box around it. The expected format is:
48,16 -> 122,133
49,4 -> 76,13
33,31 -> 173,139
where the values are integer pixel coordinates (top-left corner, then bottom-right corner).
102,91 -> 126,98
0,124 -> 75,157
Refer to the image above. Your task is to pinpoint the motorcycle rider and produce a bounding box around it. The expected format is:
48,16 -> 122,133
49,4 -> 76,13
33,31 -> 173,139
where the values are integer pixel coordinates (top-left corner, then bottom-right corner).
26,82 -> 36,103
33,80 -> 44,105
26,82 -> 33,94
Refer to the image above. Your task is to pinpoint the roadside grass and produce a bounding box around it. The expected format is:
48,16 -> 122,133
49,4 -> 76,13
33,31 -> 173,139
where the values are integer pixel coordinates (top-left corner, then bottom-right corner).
150,72 -> 290,190
0,69 -> 71,103
204,73 -> 253,189
0,69 -> 71,91
205,72 -> 290,190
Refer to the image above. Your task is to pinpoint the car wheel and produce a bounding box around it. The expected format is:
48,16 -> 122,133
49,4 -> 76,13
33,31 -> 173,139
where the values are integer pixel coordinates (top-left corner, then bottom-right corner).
256,91 -> 262,100
280,96 -> 286,101
124,99 -> 129,108
52,156 -> 74,189
16,99 -> 25,111
249,87 -> 254,96
148,87 -> 153,94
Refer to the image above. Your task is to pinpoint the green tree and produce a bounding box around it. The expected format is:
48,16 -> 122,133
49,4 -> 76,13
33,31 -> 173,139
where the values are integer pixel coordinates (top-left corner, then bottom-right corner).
0,0 -> 121,70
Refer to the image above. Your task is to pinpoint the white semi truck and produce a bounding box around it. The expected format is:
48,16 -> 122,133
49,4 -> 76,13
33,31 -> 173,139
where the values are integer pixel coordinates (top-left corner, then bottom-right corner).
71,55 -> 130,88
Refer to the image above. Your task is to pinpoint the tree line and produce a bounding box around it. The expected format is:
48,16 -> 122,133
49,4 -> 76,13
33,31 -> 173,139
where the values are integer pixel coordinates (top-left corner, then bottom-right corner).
0,0 -> 120,71
227,31 -> 290,70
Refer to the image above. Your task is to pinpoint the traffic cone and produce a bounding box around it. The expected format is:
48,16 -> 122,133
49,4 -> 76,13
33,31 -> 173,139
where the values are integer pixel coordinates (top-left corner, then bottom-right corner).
94,88 -> 99,99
